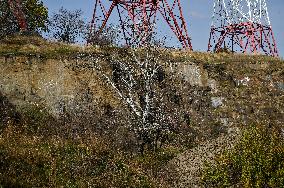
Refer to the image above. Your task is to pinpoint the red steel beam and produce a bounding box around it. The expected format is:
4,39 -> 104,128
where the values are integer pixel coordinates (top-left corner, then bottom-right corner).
7,0 -> 27,31
208,22 -> 278,57
89,0 -> 192,49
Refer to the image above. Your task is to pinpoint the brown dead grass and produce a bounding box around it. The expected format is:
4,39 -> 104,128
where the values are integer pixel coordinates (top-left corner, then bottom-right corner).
1,35 -> 282,65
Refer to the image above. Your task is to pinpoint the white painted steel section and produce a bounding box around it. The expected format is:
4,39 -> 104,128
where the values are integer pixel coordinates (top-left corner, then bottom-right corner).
211,0 -> 271,26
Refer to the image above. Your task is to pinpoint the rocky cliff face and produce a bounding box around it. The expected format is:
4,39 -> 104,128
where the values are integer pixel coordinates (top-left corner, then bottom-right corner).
0,56 -> 118,117
1,36 -> 283,144
0,35 -> 283,187
166,57 -> 284,187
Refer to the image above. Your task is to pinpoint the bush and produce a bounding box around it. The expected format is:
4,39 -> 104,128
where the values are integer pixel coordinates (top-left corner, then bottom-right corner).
87,25 -> 119,46
202,125 -> 284,188
48,7 -> 86,43
0,0 -> 48,37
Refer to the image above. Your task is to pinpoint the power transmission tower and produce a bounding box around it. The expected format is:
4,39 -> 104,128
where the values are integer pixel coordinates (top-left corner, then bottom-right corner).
208,0 -> 278,56
7,0 -> 27,31
89,0 -> 192,49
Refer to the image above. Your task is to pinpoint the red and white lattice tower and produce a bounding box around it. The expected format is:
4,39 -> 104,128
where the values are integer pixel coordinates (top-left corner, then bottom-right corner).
208,0 -> 278,56
8,0 -> 27,31
89,0 -> 192,49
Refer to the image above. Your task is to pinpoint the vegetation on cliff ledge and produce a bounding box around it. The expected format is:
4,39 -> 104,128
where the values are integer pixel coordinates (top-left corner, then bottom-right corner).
0,35 -> 283,187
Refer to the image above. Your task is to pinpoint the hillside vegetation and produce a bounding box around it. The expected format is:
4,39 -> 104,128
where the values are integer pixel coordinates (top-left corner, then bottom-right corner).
0,35 -> 283,187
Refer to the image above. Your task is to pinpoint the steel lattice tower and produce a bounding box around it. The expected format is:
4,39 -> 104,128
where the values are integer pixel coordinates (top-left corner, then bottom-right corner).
89,0 -> 192,49
208,0 -> 278,56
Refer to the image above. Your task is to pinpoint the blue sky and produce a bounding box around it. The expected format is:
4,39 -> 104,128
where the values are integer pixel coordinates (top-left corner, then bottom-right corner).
42,0 -> 284,57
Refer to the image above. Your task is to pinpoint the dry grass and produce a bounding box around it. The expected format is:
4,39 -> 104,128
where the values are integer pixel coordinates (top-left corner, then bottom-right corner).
0,120 -> 178,187
0,100 -> 178,187
1,35 -> 282,64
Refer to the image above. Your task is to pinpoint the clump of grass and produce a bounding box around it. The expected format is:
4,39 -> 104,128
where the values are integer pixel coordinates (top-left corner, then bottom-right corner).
19,104 -> 52,134
1,35 -> 283,64
202,125 -> 284,188
0,124 -> 159,187
0,101 -> 179,188
0,34 -> 46,46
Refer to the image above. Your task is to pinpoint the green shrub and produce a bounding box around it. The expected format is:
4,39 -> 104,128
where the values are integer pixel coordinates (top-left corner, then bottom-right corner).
20,104 -> 52,134
202,125 -> 284,188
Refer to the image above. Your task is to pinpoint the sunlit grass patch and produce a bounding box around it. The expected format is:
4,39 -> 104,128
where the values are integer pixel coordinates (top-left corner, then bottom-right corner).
0,121 -> 175,187
202,125 -> 284,188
